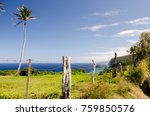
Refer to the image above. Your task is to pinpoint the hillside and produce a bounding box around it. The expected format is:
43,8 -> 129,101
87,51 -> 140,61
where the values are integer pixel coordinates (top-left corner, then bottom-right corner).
109,55 -> 133,67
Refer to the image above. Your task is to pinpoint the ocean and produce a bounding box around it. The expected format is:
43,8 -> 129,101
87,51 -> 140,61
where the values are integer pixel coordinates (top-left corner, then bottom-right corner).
0,63 -> 106,73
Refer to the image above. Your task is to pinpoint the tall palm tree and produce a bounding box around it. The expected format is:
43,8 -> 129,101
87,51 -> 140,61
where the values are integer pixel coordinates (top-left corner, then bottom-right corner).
0,2 -> 4,12
14,6 -> 36,75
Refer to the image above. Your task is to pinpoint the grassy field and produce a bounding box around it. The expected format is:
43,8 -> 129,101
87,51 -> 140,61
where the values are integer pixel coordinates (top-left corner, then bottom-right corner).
0,73 -> 149,99
0,73 -> 92,99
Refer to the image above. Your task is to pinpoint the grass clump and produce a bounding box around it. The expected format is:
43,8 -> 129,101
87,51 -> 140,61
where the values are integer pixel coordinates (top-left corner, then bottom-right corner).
80,83 -> 114,99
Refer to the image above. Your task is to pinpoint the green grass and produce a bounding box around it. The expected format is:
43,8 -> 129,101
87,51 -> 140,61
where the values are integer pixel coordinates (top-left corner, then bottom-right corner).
0,73 -> 92,99
0,73 -> 149,99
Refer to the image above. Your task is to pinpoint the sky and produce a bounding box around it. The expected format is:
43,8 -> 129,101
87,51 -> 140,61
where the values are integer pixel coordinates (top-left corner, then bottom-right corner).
0,0 -> 150,63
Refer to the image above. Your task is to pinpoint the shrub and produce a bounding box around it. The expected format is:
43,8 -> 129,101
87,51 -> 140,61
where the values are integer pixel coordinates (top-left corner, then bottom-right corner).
124,60 -> 149,85
20,67 -> 40,76
116,78 -> 131,97
99,67 -> 112,75
0,70 -> 16,76
81,83 -> 114,99
72,68 -> 86,74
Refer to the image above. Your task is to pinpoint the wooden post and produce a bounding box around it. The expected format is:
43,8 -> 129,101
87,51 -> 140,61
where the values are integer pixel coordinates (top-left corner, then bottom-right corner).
25,59 -> 31,99
119,63 -> 123,75
112,52 -> 117,78
62,56 -> 71,99
92,60 -> 96,83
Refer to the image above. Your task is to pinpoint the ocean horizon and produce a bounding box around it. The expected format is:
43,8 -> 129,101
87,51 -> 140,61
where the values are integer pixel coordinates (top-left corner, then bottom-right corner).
0,63 -> 107,73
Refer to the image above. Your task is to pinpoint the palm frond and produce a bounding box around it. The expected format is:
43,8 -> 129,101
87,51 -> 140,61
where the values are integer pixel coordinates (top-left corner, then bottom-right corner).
14,5 -> 36,25
29,16 -> 37,20
0,2 -> 4,12
15,21 -> 23,26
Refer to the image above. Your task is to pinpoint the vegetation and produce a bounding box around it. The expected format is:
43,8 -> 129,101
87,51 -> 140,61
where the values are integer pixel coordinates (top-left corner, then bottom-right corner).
129,32 -> 150,66
109,55 -> 133,67
72,68 -> 86,74
13,6 -> 36,75
98,67 -> 112,75
0,72 -> 148,99
0,2 -> 4,12
0,3 -> 150,98
20,67 -> 40,76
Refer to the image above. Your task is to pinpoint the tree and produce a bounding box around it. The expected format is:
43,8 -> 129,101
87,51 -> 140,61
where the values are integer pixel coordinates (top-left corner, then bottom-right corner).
129,32 -> 150,65
0,2 -> 4,12
14,6 -> 36,75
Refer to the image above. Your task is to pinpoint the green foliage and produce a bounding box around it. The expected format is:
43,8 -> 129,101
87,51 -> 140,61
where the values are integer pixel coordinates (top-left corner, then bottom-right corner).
109,55 -> 133,67
40,71 -> 61,75
30,92 -> 60,99
124,60 -> 149,85
129,32 -> 150,65
14,5 -> 35,23
99,67 -> 112,75
20,67 -> 40,76
72,68 -> 86,74
0,2 -> 4,12
0,70 -> 16,76
116,78 -> 131,97
81,83 -> 114,99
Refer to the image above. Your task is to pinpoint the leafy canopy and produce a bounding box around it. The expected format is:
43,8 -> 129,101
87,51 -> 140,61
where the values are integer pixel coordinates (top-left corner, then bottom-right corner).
13,5 -> 36,25
129,32 -> 150,65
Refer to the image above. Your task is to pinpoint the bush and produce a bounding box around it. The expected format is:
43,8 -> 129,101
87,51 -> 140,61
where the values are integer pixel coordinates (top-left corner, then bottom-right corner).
0,70 -> 16,76
81,83 -> 114,99
20,67 -> 40,76
124,60 -> 149,85
116,78 -> 131,97
99,67 -> 112,75
72,68 -> 86,74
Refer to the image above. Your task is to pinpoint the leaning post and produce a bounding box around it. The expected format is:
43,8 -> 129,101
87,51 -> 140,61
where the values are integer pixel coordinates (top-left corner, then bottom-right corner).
25,58 -> 31,99
92,60 -> 96,83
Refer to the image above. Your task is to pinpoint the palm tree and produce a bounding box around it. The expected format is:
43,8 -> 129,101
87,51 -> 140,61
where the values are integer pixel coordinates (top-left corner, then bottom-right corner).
0,2 -> 4,12
14,6 -> 36,75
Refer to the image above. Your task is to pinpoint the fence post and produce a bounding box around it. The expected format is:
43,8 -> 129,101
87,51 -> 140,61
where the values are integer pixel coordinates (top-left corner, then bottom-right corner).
92,60 -> 96,83
119,63 -> 123,76
25,59 -> 31,99
112,52 -> 117,78
62,56 -> 71,99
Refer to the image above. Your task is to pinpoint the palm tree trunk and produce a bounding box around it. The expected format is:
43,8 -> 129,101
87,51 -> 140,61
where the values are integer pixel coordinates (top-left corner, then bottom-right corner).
16,22 -> 27,75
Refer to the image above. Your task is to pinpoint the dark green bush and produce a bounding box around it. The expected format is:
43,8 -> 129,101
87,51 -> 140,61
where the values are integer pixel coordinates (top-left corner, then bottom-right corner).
72,68 -> 86,74
0,70 -> 16,76
20,67 -> 40,76
99,67 -> 112,75
124,60 -> 148,85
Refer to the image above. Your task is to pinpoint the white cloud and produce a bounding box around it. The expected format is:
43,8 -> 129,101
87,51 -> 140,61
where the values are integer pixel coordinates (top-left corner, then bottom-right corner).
80,23 -> 120,32
127,40 -> 138,45
116,29 -> 150,38
125,17 -> 150,25
81,17 -> 150,32
90,25 -> 106,31
92,11 -> 119,16
73,47 -> 129,63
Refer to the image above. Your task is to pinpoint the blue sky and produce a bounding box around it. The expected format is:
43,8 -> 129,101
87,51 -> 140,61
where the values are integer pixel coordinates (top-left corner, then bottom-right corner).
0,0 -> 150,63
